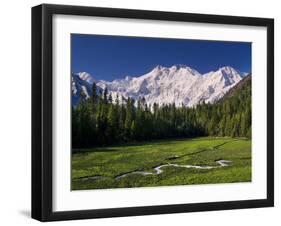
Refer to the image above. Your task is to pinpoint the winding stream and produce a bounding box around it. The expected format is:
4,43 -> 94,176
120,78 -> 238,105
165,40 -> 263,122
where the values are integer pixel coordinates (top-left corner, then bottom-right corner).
74,160 -> 232,182
115,160 -> 232,180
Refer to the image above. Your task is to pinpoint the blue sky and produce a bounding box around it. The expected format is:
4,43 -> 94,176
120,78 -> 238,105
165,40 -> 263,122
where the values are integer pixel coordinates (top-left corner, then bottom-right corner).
71,34 -> 251,81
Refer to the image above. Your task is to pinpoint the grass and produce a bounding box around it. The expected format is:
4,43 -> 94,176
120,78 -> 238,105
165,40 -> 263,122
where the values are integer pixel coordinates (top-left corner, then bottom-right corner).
71,137 -> 251,190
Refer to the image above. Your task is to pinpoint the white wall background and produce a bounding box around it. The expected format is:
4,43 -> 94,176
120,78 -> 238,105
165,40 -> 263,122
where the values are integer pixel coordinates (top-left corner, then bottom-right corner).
0,0 -> 279,225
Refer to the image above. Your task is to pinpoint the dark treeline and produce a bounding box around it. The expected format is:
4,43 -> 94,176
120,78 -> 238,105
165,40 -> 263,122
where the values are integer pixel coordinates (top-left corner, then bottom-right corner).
72,77 -> 251,148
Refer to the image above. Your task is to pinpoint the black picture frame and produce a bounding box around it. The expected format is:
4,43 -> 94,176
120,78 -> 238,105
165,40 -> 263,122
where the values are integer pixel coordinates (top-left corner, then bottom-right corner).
32,3 -> 274,222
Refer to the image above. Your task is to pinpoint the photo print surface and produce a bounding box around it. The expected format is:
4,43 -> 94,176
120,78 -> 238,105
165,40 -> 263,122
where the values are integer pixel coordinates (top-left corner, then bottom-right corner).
71,34 -> 252,190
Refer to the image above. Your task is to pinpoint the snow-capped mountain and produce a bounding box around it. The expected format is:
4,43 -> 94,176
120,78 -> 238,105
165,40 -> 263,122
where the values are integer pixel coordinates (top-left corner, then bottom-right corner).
72,72 -> 94,106
72,65 -> 246,107
77,72 -> 96,84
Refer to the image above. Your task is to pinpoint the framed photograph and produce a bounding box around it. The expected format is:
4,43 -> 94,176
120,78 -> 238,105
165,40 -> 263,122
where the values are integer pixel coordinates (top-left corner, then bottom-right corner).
32,4 -> 274,221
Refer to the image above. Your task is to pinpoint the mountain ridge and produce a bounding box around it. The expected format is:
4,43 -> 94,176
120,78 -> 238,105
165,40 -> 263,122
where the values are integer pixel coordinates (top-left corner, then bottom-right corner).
72,64 -> 248,107
218,73 -> 251,103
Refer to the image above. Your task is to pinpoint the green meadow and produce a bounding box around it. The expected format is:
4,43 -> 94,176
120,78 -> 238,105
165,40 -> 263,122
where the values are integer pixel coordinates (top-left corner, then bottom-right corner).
71,137 -> 251,190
